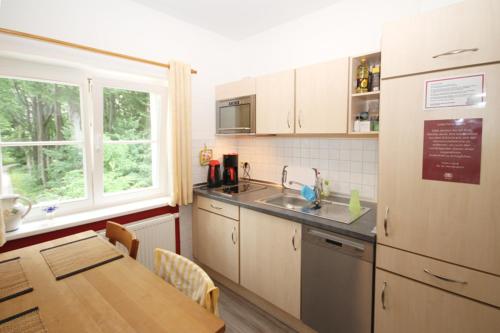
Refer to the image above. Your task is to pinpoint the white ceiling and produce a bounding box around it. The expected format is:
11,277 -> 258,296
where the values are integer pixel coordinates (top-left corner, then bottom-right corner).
132,0 -> 342,40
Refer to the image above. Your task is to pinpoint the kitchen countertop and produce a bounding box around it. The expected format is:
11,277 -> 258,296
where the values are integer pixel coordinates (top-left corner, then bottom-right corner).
193,182 -> 377,243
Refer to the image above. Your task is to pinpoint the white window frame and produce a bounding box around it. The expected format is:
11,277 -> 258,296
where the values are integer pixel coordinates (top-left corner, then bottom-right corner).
90,77 -> 168,208
0,57 -> 169,222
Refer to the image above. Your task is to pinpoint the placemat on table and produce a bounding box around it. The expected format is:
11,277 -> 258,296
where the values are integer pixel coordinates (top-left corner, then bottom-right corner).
0,257 -> 33,302
40,235 -> 123,280
0,307 -> 46,333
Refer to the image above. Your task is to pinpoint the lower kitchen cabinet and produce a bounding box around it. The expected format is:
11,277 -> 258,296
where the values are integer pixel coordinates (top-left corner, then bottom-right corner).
193,206 -> 239,284
375,269 -> 500,333
240,208 -> 301,318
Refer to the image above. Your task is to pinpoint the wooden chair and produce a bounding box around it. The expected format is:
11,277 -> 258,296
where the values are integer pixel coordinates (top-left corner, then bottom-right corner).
105,221 -> 140,259
154,248 -> 219,316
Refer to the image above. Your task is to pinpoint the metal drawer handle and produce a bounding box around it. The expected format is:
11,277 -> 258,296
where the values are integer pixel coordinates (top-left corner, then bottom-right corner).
383,207 -> 389,237
423,269 -> 468,285
308,229 -> 365,251
298,110 -> 303,128
432,48 -> 479,59
210,204 -> 222,210
218,127 -> 252,130
231,226 -> 237,245
381,281 -> 387,310
292,228 -> 297,251
287,111 -> 291,128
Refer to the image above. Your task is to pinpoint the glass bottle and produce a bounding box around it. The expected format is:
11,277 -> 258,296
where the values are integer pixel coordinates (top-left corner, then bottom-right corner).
356,58 -> 369,93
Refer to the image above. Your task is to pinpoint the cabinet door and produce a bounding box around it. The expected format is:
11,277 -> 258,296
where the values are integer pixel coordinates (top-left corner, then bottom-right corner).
240,208 -> 301,318
375,269 -> 500,333
256,70 -> 295,134
194,208 -> 239,283
215,77 -> 255,101
295,58 -> 348,134
377,64 -> 500,275
382,0 -> 500,78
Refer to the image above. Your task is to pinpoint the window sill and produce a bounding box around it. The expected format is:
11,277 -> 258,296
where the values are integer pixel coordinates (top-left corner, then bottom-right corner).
5,197 -> 174,241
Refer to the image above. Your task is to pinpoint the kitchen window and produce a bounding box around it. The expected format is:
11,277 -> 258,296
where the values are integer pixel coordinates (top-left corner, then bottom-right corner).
0,77 -> 87,206
0,58 -> 168,221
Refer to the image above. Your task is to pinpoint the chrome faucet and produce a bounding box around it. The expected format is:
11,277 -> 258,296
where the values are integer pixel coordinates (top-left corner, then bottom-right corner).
311,168 -> 323,209
282,166 -> 322,209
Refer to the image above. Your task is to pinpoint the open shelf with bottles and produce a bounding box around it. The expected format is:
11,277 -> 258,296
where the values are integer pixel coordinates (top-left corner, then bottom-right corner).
348,51 -> 381,135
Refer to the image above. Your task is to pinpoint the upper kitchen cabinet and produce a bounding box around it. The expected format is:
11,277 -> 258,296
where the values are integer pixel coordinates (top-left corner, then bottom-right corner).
295,58 -> 349,134
382,0 -> 500,78
215,77 -> 256,101
256,70 -> 295,134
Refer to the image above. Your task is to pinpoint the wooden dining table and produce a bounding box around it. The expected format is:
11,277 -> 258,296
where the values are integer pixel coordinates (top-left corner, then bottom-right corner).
0,230 -> 225,332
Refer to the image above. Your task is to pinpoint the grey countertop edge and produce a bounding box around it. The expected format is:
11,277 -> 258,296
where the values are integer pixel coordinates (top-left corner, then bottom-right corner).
193,184 -> 377,243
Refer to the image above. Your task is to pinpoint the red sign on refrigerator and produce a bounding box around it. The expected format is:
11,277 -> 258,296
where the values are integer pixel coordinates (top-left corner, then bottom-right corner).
422,118 -> 482,184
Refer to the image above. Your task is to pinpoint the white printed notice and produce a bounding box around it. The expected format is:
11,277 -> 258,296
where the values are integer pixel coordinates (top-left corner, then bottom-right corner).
424,74 -> 485,109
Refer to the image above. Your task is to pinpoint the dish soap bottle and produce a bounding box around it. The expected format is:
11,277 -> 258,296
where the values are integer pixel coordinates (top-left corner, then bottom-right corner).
349,189 -> 362,215
356,58 -> 369,93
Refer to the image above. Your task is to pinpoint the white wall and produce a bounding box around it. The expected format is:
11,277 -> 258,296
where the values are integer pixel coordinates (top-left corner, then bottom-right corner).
235,0 -> 463,77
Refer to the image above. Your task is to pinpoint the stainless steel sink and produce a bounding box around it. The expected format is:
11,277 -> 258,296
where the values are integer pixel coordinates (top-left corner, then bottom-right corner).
256,193 -> 370,224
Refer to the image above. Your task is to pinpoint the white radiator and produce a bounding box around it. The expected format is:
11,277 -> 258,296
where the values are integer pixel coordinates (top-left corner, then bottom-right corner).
99,214 -> 177,271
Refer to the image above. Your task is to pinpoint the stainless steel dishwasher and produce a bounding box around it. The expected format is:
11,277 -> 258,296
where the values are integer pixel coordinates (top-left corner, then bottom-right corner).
301,225 -> 374,333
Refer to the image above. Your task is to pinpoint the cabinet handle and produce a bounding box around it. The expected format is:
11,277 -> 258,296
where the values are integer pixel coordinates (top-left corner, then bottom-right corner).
381,281 -> 387,310
292,228 -> 298,251
298,110 -> 303,128
287,111 -> 291,128
231,226 -> 237,245
423,269 -> 468,285
383,207 -> 389,237
432,48 -> 479,59
210,204 -> 222,210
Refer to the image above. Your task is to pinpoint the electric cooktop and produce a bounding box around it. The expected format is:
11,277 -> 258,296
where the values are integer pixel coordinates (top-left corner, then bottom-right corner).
213,182 -> 267,196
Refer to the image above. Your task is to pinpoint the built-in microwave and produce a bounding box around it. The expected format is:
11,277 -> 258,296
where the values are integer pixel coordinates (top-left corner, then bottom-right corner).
216,95 -> 256,135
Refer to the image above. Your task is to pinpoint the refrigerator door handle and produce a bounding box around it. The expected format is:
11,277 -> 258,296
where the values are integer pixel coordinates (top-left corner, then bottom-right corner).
432,48 -> 479,58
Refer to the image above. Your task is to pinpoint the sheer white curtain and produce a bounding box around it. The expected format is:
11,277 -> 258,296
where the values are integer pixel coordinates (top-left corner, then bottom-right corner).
168,61 -> 193,206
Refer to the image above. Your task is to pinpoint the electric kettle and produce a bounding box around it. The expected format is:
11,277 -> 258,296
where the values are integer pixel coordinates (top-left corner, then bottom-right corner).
207,160 -> 221,188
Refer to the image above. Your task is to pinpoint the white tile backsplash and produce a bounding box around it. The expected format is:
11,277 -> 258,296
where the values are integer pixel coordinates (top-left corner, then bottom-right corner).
192,136 -> 378,201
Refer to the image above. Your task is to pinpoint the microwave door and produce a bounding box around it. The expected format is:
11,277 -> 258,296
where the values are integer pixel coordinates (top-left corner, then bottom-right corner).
219,104 -> 251,133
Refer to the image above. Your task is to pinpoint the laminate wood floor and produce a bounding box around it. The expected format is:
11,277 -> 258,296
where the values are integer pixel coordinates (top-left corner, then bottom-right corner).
218,283 -> 297,333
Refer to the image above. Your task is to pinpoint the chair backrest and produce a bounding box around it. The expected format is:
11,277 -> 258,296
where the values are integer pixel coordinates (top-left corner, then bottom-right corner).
105,221 -> 139,259
154,248 -> 219,316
